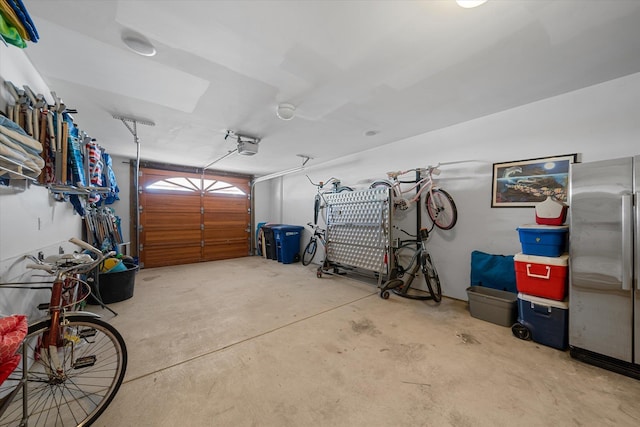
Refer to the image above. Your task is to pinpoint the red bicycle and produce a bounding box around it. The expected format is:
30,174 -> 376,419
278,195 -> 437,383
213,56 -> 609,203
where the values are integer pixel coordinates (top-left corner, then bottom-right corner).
0,238 -> 127,427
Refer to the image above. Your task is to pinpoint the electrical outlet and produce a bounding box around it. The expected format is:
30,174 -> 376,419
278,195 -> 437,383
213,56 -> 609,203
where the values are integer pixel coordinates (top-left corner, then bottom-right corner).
59,246 -> 64,254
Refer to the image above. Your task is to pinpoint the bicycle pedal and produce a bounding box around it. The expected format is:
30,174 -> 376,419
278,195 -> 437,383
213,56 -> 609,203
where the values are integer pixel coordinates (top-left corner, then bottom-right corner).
73,355 -> 97,369
78,328 -> 97,339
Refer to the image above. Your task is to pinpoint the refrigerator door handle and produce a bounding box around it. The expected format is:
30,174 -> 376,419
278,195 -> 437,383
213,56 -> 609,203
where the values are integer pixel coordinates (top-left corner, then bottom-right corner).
633,192 -> 640,290
621,194 -> 632,290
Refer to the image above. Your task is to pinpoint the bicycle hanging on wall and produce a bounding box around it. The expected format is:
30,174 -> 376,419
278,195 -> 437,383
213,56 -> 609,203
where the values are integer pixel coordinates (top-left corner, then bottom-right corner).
369,164 -> 457,230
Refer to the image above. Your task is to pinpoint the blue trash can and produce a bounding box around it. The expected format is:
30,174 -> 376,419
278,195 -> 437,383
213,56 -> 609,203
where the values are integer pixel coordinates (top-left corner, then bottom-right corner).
272,225 -> 304,264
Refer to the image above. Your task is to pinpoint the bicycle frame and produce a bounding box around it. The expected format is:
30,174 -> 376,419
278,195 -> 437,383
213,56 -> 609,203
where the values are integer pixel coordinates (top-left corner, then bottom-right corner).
302,222 -> 327,268
380,227 -> 442,302
390,239 -> 423,282
383,166 -> 440,209
25,246 -> 105,377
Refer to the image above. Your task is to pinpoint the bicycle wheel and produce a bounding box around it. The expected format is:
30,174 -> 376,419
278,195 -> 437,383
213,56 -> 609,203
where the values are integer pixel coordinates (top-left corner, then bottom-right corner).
0,315 -> 127,427
313,194 -> 321,225
425,188 -> 457,230
421,252 -> 442,303
302,238 -> 317,266
369,181 -> 391,191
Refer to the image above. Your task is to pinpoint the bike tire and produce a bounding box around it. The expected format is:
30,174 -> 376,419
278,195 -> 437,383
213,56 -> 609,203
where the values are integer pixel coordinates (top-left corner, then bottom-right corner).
301,239 -> 317,266
425,188 -> 458,230
0,315 -> 127,427
369,181 -> 391,190
421,253 -> 442,303
337,186 -> 353,192
313,194 -> 321,225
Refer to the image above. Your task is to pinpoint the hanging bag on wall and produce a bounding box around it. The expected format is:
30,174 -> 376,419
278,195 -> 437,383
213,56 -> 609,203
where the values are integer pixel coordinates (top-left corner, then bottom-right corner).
470,250 -> 517,293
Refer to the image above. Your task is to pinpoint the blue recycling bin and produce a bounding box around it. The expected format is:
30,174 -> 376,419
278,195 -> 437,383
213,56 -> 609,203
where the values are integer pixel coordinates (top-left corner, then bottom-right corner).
272,225 -> 304,264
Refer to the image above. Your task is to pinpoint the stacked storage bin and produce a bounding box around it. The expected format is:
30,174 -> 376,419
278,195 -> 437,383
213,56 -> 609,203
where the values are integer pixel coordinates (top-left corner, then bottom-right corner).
512,197 -> 570,350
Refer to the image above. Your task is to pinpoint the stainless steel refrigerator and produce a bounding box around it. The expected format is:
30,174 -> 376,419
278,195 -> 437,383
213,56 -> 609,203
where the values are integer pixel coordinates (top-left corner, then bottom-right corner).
569,156 -> 640,379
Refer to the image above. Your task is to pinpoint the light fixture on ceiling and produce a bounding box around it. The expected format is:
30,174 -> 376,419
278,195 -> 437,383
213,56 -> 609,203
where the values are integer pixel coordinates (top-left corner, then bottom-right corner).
276,103 -> 296,120
121,31 -> 156,57
456,0 -> 488,8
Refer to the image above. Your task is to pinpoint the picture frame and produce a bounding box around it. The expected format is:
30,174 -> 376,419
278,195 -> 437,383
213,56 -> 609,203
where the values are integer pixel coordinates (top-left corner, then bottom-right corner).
491,154 -> 578,207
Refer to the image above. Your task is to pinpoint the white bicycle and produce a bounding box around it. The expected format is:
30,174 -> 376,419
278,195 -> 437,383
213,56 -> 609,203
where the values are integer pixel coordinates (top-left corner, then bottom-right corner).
369,164 -> 458,230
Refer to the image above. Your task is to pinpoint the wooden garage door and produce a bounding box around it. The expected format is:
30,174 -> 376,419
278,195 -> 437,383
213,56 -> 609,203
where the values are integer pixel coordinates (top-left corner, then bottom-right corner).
139,167 -> 251,268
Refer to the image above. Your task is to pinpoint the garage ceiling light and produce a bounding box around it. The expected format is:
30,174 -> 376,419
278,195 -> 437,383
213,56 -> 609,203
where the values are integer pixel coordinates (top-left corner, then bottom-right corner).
121,32 -> 157,57
276,103 -> 296,120
456,0 -> 488,8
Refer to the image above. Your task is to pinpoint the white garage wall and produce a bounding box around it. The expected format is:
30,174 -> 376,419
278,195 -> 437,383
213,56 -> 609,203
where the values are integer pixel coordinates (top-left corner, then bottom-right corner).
256,72 -> 640,301
1,48 -> 83,278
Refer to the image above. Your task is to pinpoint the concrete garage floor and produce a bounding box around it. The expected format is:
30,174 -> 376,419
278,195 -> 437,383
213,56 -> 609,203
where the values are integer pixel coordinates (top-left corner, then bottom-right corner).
94,256 -> 640,427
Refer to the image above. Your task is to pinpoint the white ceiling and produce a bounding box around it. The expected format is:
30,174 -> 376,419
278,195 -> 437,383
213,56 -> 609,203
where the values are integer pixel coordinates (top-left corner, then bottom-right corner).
20,0 -> 640,177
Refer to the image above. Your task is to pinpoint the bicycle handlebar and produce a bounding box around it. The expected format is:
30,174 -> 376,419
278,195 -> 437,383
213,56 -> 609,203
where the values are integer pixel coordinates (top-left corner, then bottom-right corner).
386,164 -> 441,179
25,238 -> 112,276
306,222 -> 326,234
306,175 -> 342,189
69,237 -> 103,256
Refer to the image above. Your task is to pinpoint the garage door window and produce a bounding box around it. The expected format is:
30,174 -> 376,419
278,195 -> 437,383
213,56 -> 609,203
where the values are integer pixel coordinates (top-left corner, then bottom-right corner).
146,177 -> 245,195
